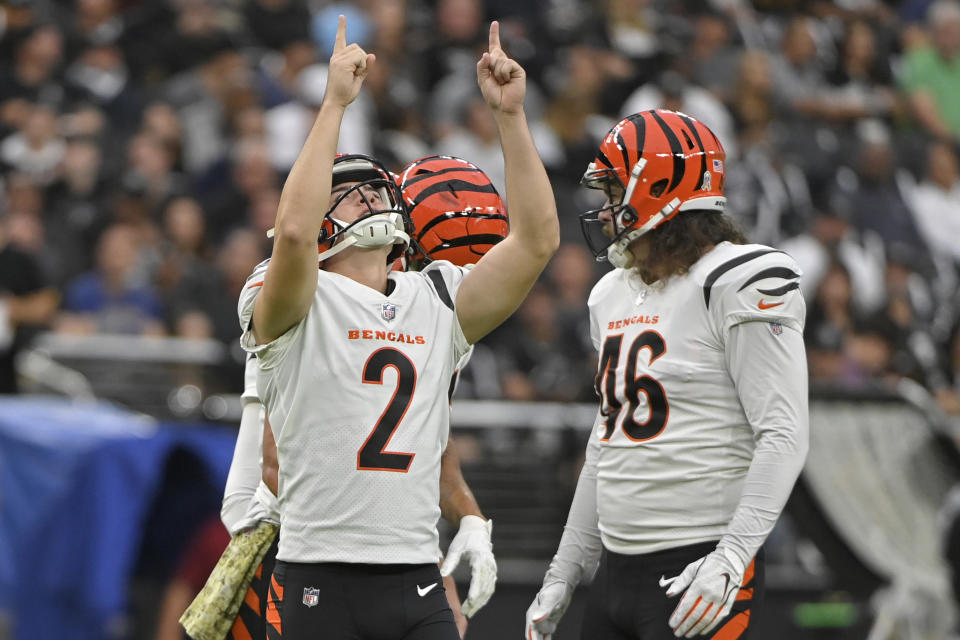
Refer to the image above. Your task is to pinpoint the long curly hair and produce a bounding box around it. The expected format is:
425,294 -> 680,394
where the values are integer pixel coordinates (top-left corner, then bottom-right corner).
635,211 -> 748,283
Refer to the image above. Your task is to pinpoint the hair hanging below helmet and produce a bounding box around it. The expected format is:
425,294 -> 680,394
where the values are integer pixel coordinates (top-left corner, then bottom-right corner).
579,109 -> 727,268
318,154 -> 412,264
398,155 -> 508,269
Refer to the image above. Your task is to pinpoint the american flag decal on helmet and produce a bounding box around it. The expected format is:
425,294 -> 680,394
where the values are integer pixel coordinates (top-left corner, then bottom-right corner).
713,159 -> 724,173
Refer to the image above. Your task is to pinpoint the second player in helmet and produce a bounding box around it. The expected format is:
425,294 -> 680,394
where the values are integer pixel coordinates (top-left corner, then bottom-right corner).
526,109 -> 809,640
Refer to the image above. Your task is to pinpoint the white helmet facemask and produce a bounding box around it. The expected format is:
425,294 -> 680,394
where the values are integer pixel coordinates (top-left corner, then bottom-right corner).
317,209 -> 410,262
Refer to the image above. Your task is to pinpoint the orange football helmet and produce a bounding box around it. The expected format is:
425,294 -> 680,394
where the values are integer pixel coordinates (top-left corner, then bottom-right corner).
398,155 -> 508,269
580,110 -> 727,268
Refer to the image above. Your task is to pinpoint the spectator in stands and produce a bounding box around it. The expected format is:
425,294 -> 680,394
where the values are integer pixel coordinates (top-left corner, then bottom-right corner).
899,0 -> 960,144
162,33 -> 255,177
488,282 -> 595,402
0,212 -> 58,393
0,23 -> 65,138
57,222 -> 165,335
830,120 -> 933,277
904,140 -> 960,265
200,138 -> 278,243
0,102 -> 66,186
780,207 -> 887,317
805,259 -> 856,370
823,19 -> 898,125
44,136 -> 110,284
264,62 -> 374,171
621,69 -> 739,159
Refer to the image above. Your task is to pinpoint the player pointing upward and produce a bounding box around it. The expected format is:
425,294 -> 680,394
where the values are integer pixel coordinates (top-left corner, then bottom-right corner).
241,16 -> 557,640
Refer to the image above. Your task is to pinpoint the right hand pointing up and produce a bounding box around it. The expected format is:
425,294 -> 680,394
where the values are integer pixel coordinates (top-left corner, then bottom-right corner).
324,15 -> 375,109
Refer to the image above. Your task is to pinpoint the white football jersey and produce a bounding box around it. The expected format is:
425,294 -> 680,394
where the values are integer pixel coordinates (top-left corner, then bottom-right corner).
588,242 -> 806,554
238,260 -> 471,564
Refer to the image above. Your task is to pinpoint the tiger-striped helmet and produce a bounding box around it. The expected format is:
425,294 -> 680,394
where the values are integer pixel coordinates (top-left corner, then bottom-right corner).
580,110 -> 726,268
398,155 -> 508,269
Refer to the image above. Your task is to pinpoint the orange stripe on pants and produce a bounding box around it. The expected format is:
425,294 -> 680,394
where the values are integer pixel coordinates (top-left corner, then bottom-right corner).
266,574 -> 283,635
711,610 -> 750,639
229,618 -> 253,640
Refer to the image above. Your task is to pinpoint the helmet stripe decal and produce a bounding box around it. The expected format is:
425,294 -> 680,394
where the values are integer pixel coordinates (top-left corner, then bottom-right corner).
627,112 -> 647,166
402,165 -> 483,187
678,114 -> 708,189
596,149 -> 614,169
651,111 -> 685,193
415,211 -> 507,238
614,130 -> 631,174
433,234 -> 506,250
407,180 -> 500,207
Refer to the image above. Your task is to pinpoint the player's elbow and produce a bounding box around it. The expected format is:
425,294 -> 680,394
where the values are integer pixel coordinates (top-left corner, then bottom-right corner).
516,221 -> 560,264
273,222 -> 318,249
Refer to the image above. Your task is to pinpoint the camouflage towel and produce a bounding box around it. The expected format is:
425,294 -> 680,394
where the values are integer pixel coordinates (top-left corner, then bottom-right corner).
179,521 -> 279,640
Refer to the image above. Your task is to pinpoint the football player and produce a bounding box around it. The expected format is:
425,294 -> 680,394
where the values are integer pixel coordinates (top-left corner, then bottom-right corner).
239,16 -> 556,640
525,109 -> 809,639
185,157 -> 511,640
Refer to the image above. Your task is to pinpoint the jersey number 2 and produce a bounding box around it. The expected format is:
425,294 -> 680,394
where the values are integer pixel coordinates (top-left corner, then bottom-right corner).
358,348 -> 416,471
596,331 -> 669,441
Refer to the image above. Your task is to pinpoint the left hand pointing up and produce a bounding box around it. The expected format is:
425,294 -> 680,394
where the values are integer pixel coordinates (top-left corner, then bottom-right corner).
476,21 -> 526,115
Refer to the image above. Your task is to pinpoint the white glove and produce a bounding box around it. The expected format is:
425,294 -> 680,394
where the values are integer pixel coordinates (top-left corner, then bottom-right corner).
524,580 -> 573,640
660,548 -> 744,637
440,515 -> 496,618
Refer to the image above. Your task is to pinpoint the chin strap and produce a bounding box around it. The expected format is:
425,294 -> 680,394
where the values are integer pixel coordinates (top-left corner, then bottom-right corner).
318,212 -> 410,262
606,197 -> 681,269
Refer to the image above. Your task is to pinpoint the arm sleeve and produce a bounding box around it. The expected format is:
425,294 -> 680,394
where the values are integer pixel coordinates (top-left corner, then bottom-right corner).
543,410 -> 604,587
221,399 -> 266,535
717,320 -> 809,568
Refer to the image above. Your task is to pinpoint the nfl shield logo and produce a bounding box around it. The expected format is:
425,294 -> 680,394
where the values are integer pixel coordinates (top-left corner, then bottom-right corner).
769,322 -> 783,336
381,303 -> 397,321
302,587 -> 319,607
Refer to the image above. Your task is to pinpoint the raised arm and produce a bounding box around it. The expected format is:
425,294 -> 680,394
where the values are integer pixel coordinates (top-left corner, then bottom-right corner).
252,15 -> 374,344
455,22 -> 560,344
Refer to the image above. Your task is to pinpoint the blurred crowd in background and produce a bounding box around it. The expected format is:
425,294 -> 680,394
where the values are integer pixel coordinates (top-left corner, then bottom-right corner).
2,0 -> 960,412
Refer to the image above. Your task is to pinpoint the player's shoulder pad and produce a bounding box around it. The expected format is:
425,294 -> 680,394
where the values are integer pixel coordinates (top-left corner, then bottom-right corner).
587,268 -> 624,308
698,243 -> 801,310
418,260 -> 469,312
243,258 -> 271,288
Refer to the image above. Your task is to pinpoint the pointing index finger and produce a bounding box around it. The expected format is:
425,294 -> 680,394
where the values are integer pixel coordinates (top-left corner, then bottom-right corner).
334,14 -> 347,53
488,20 -> 500,52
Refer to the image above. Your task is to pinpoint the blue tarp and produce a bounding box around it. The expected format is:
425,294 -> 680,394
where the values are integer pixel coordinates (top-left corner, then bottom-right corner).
0,397 -> 236,640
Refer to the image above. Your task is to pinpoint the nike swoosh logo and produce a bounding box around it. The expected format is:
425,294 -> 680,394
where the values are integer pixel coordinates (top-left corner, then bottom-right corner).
757,300 -> 783,309
417,582 -> 437,597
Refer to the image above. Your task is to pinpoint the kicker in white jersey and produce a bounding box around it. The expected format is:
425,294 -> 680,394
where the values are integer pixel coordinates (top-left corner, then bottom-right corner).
238,259 -> 471,565
587,241 -> 805,554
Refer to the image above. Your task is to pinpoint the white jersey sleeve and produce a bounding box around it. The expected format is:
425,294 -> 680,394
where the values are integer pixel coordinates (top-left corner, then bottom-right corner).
544,409 -> 604,587
704,246 -> 809,567
237,258 -> 307,369
719,320 -> 809,568
706,248 -> 805,336
221,398 -> 266,535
